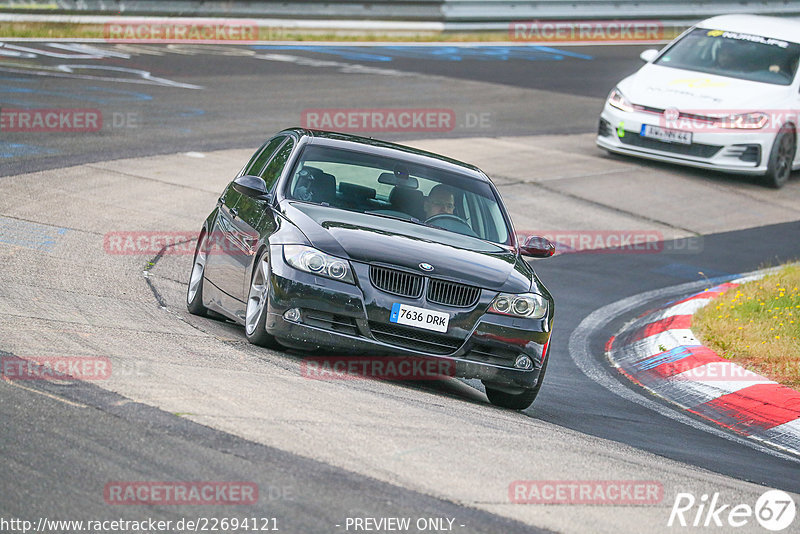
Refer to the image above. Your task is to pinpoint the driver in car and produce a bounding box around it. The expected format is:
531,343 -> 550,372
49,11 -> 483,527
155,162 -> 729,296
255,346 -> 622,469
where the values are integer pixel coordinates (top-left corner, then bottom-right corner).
424,184 -> 456,220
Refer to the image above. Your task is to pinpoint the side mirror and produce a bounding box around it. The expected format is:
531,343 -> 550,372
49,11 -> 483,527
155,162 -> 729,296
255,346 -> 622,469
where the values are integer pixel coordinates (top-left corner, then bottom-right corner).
639,49 -> 659,63
519,236 -> 555,258
233,175 -> 271,201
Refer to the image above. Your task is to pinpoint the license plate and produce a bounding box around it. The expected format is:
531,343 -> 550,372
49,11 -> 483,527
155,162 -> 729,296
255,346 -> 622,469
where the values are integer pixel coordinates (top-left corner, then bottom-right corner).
389,303 -> 449,333
640,124 -> 692,145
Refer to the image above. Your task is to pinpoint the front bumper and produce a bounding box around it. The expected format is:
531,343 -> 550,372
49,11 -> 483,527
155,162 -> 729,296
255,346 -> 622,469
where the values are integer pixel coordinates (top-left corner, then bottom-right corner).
264,245 -> 551,391
596,103 -> 776,175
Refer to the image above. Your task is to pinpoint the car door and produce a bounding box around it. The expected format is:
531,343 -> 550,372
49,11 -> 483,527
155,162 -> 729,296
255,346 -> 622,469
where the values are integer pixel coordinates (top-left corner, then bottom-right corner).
235,136 -> 296,299
204,135 -> 288,303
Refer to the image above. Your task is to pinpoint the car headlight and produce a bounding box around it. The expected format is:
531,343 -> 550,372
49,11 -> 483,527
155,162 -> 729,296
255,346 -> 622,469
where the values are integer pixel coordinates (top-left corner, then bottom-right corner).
607,88 -> 635,113
488,293 -> 547,319
714,112 -> 769,129
283,245 -> 354,284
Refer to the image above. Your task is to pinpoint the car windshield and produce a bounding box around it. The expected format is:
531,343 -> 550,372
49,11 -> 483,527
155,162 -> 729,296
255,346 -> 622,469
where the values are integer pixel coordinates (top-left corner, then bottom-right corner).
285,144 -> 512,245
654,27 -> 800,85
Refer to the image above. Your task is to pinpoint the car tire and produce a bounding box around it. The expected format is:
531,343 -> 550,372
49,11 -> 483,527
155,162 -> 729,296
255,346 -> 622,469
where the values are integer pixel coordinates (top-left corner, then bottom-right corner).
245,248 -> 279,348
484,347 -> 549,410
764,126 -> 795,189
186,232 -> 209,316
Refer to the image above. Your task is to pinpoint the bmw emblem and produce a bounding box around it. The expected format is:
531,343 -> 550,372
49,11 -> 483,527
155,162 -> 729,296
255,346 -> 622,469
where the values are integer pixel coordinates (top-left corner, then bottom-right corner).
419,262 -> 434,272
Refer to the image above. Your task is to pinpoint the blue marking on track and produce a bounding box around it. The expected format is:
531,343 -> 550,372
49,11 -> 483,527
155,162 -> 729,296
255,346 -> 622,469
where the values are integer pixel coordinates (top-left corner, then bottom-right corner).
83,86 -> 153,102
176,108 -> 206,117
251,45 -> 593,62
634,345 -> 701,371
0,84 -> 152,104
146,108 -> 205,131
252,46 -> 393,62
0,142 -> 58,158
0,215 -> 68,251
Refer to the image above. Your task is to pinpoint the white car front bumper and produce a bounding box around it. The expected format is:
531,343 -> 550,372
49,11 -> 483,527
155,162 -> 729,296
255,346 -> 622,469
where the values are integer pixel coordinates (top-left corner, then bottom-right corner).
596,103 -> 779,175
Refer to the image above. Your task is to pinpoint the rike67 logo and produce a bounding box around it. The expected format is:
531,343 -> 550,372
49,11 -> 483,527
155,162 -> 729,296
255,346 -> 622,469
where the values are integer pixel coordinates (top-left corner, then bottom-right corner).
668,490 -> 796,531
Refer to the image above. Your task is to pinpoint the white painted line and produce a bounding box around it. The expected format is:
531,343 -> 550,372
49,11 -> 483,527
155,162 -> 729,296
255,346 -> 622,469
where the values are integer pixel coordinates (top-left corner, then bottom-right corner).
732,272 -> 769,284
629,298 -> 713,326
3,379 -> 88,408
761,419 -> 800,452
662,298 -> 715,317
624,329 -> 700,356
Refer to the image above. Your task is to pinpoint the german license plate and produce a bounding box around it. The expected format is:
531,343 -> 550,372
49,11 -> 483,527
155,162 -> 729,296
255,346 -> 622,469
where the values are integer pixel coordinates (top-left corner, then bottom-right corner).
389,303 -> 449,333
640,124 -> 692,145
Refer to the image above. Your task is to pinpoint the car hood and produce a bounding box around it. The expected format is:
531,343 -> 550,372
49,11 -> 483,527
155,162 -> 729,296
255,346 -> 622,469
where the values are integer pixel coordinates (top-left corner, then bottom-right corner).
618,63 -> 789,111
283,202 -> 532,292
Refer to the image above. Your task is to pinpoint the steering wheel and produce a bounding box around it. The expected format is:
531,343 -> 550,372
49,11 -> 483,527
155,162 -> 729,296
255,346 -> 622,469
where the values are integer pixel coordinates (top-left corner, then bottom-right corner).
426,213 -> 467,225
425,213 -> 478,237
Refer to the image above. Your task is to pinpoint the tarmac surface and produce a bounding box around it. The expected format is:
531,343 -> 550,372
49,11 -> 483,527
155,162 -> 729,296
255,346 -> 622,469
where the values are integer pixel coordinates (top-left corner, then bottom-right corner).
2,41 -> 799,533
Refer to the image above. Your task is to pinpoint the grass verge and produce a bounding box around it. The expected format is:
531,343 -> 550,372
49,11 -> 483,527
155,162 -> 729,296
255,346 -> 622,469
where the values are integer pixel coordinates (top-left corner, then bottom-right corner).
0,21 -> 512,41
0,20 -> 686,42
694,263 -> 800,390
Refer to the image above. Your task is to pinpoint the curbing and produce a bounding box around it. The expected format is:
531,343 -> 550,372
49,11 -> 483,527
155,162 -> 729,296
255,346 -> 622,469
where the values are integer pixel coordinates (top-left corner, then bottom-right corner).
607,269 -> 800,456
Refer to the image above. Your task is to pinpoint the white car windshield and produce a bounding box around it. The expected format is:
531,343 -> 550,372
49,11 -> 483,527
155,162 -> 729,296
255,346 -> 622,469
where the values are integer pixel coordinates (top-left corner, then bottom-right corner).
285,144 -> 512,245
655,28 -> 800,85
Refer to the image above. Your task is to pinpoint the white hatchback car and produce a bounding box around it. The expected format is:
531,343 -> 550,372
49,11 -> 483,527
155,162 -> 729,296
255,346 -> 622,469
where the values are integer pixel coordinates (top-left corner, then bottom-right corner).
597,15 -> 800,188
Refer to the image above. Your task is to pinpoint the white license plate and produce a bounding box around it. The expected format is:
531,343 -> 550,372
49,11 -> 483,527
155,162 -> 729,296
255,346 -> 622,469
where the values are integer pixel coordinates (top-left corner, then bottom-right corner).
389,303 -> 449,333
640,124 -> 692,145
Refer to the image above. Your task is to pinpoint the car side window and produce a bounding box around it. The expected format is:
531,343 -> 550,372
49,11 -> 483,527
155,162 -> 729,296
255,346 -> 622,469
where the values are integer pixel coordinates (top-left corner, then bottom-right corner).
260,138 -> 295,190
242,136 -> 287,178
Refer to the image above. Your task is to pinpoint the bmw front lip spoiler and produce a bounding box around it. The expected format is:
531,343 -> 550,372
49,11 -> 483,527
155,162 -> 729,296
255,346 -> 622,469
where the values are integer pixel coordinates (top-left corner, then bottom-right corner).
264,247 -> 549,390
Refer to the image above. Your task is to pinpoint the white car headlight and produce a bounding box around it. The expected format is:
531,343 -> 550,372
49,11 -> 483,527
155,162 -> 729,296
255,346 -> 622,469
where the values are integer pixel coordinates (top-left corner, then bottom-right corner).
489,292 -> 548,319
714,112 -> 769,129
283,245 -> 354,284
607,88 -> 635,113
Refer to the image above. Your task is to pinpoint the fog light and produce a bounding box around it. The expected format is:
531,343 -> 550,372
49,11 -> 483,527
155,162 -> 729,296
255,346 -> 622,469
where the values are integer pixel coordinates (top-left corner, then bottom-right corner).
283,308 -> 301,322
514,355 -> 533,370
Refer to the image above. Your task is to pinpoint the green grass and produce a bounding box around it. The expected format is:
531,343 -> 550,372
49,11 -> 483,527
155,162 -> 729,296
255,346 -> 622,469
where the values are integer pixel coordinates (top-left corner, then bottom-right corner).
0,21 -> 685,42
0,21 -> 516,41
694,263 -> 800,390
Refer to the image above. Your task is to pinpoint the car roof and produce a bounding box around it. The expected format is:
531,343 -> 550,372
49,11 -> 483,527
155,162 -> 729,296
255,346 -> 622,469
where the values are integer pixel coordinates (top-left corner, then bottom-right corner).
281,128 -> 488,181
696,15 -> 800,44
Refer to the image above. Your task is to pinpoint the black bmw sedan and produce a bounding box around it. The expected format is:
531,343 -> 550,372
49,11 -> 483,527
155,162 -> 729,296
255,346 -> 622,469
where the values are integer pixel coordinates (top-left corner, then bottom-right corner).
187,128 -> 555,410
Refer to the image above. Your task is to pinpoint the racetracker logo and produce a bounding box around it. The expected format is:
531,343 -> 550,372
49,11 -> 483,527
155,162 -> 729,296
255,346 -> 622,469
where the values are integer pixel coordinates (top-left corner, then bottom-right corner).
670,363 -> 773,382
509,20 -> 665,42
301,108 -> 456,133
103,231 -> 255,256
509,480 -> 663,504
104,19 -> 258,43
516,230 -> 664,255
301,356 -> 456,381
104,482 -> 258,505
1,356 -> 111,381
0,108 -> 101,132
659,109 -> 800,134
